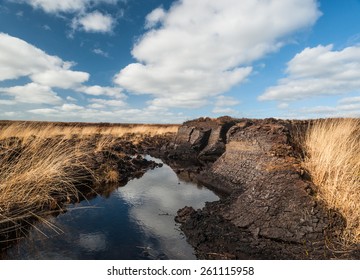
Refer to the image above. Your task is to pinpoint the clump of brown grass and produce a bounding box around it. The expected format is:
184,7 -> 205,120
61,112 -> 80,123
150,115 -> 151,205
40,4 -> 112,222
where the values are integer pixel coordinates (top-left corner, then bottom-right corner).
0,124 -> 95,238
303,118 -> 360,243
0,136 -> 95,235
105,170 -> 120,184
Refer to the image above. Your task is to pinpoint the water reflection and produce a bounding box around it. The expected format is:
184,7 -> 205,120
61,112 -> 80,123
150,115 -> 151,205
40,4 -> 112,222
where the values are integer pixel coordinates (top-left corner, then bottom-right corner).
79,232 -> 107,252
3,157 -> 218,260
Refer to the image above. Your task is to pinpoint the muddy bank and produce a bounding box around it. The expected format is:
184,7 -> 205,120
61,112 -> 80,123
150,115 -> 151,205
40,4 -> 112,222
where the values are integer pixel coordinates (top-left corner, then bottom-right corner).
161,117 -> 360,259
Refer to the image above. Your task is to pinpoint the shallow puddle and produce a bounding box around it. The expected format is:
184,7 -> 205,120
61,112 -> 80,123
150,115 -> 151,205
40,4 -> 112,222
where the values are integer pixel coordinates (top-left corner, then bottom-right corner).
2,157 -> 218,259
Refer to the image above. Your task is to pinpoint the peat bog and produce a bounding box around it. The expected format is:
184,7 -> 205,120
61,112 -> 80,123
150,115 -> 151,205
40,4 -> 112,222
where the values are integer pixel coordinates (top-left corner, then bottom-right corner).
1,117 -> 360,259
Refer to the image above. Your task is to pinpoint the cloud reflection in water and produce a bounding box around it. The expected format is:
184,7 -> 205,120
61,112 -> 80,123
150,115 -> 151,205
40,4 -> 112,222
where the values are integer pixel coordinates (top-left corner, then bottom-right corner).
115,161 -> 219,259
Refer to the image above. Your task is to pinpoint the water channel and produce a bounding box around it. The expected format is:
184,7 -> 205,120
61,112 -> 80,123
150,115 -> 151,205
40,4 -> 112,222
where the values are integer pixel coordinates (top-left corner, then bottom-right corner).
3,157 -> 218,260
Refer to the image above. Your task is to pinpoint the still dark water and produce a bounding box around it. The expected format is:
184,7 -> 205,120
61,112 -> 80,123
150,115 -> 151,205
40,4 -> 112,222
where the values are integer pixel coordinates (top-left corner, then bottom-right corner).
3,157 -> 218,260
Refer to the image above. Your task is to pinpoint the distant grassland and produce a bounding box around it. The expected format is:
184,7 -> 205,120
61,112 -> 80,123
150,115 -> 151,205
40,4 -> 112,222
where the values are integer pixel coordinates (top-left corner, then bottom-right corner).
0,121 -> 179,140
303,118 -> 360,244
0,121 -> 179,240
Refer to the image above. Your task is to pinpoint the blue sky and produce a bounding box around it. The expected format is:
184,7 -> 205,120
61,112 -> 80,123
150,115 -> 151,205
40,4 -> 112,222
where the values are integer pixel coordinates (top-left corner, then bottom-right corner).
0,0 -> 360,123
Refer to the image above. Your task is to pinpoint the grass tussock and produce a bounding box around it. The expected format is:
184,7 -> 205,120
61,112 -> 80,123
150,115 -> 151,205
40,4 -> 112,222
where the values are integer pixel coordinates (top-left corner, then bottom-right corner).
0,136 -> 93,236
0,121 -> 178,239
303,118 -> 360,243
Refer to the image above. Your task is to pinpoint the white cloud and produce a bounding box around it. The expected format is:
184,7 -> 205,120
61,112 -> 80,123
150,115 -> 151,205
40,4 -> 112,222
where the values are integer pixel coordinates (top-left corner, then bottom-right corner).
0,33 -> 130,114
212,95 -> 240,115
66,96 -> 78,102
149,96 -> 209,109
87,103 -> 105,109
212,107 -> 238,115
215,95 -> 240,107
277,102 -> 289,109
0,32 -> 91,91
28,108 -> 59,114
0,83 -> 62,104
31,69 -> 89,89
339,95 -> 360,104
43,24 -> 51,31
0,100 -> 16,105
145,7 -> 166,29
88,98 -> 126,107
18,0 -> 121,14
298,104 -> 360,118
27,105 -> 186,123
259,44 -> 360,101
60,103 -> 85,111
0,32 -> 63,81
301,106 -> 337,115
3,111 -> 17,117
338,103 -> 360,111
16,1 -> 122,37
114,0 -> 320,109
20,0 -> 87,13
77,85 -> 125,98
72,11 -> 115,33
92,48 -> 109,57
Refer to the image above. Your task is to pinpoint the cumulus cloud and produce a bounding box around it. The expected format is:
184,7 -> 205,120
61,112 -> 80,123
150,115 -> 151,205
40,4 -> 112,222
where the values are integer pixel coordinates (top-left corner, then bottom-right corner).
31,69 -> 89,89
17,0 -> 120,14
0,33 -> 127,111
277,102 -> 289,109
0,33 -> 90,89
28,108 -> 59,114
338,95 -> 360,104
27,104 -> 186,123
299,103 -> 360,118
114,0 -> 320,109
0,32 -> 63,81
15,1 -> 121,36
212,95 -> 240,115
3,111 -> 17,117
281,94 -> 360,119
72,11 -> 115,33
0,100 -> 16,105
145,7 -> 166,29
212,107 -> 238,115
66,96 -> 78,102
61,103 -> 85,111
76,85 -> 125,98
0,83 -> 62,104
215,95 -> 240,107
19,0 -> 88,13
88,98 -> 126,107
259,44 -> 360,101
149,96 -> 209,109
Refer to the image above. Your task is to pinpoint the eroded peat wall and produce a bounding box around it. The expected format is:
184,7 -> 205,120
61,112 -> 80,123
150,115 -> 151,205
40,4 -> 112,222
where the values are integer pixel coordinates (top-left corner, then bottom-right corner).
162,117 -> 359,259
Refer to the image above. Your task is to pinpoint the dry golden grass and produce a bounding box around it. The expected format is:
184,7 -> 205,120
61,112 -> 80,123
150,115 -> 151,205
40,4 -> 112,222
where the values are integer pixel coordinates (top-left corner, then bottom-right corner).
105,170 -> 120,184
303,118 -> 360,243
0,136 -> 93,234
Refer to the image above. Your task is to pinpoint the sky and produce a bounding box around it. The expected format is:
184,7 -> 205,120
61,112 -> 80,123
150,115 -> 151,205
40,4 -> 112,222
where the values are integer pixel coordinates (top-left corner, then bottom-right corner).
0,0 -> 360,123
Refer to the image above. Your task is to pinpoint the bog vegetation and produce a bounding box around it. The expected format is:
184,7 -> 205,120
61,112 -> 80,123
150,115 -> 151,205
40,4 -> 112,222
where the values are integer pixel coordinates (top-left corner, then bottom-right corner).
0,121 -> 178,241
303,118 -> 360,244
